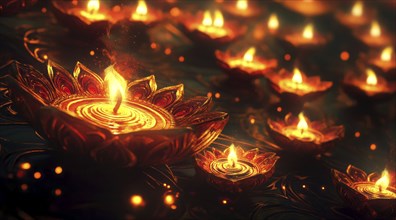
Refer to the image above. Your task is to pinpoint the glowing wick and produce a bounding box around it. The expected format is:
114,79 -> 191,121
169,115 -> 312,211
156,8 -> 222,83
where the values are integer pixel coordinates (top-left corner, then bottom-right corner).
227,144 -> 237,168
297,112 -> 309,134
87,0 -> 100,14
381,46 -> 393,62
375,169 -> 390,192
213,10 -> 224,27
268,13 -> 279,30
292,68 -> 303,84
132,0 -> 148,21
366,69 -> 378,86
236,0 -> 248,10
351,1 -> 363,17
243,47 -> 255,63
104,65 -> 127,114
302,24 -> 314,39
198,10 -> 226,38
370,21 -> 381,37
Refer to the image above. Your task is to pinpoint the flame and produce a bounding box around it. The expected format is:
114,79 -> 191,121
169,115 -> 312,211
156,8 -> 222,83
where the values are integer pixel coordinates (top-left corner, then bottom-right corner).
87,0 -> 100,14
370,21 -> 381,37
302,23 -> 314,39
236,0 -> 248,10
366,69 -> 378,86
375,169 -> 390,192
268,13 -> 279,30
351,1 -> 363,17
243,47 -> 255,62
292,68 -> 303,84
104,65 -> 127,102
381,46 -> 393,62
227,144 -> 237,167
213,10 -> 224,27
202,10 -> 212,26
135,0 -> 148,15
297,112 -> 309,130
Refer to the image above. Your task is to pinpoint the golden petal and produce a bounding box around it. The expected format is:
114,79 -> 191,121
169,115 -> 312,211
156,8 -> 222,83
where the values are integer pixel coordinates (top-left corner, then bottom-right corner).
47,60 -> 81,96
127,75 -> 157,100
151,84 -> 184,109
73,62 -> 104,95
346,165 -> 368,182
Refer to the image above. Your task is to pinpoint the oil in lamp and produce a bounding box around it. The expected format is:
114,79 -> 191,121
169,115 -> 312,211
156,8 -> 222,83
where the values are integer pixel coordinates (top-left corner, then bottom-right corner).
276,0 -> 336,16
267,112 -> 344,155
355,20 -> 392,48
3,61 -> 229,167
179,9 -> 244,48
195,144 -> 279,192
265,68 -> 333,103
335,1 -> 373,28
369,46 -> 396,76
343,68 -> 396,103
332,165 -> 396,218
215,47 -> 278,81
222,0 -> 261,18
283,23 -> 329,47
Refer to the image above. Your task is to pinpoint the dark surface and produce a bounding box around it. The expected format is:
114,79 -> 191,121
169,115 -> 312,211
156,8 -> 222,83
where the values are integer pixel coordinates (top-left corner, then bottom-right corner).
0,1 -> 395,219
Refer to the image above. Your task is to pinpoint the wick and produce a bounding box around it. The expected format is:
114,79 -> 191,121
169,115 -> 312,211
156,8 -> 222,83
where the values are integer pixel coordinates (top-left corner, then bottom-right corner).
113,90 -> 122,114
378,185 -> 383,193
230,160 -> 236,168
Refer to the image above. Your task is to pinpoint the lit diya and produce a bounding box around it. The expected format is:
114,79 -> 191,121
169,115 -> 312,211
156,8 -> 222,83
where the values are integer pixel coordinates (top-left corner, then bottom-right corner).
283,23 -> 329,47
222,0 -> 261,18
335,1 -> 374,28
127,0 -> 161,25
179,9 -> 244,48
215,47 -> 278,81
51,0 -> 121,37
354,20 -> 392,48
195,144 -> 279,192
267,112 -> 344,154
276,0 -> 336,16
332,165 -> 396,218
267,13 -> 280,35
265,68 -> 333,103
4,61 -> 229,167
343,68 -> 396,102
369,46 -> 396,76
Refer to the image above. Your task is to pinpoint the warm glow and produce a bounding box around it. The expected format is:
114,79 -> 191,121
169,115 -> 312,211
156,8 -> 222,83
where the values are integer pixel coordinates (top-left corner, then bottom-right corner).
370,21 -> 381,37
130,195 -> 144,207
302,24 -> 314,39
297,112 -> 309,130
227,144 -> 237,167
243,47 -> 255,62
104,65 -> 127,102
202,10 -> 212,26
351,1 -> 363,17
366,69 -> 378,86
292,68 -> 303,84
381,46 -> 393,62
21,162 -> 31,170
214,10 -> 224,27
164,195 -> 175,205
136,0 -> 148,15
87,0 -> 100,14
236,0 -> 248,10
375,169 -> 390,192
268,13 -> 279,30
54,166 -> 63,174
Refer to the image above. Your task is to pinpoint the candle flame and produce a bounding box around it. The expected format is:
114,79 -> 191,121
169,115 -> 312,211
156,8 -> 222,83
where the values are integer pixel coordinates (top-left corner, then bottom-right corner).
297,112 -> 309,130
268,13 -> 279,30
292,68 -> 303,84
104,65 -> 127,103
227,144 -> 237,168
243,47 -> 255,62
236,0 -> 248,10
370,21 -> 381,37
213,10 -> 224,27
366,69 -> 378,86
202,10 -> 212,26
302,23 -> 314,39
87,0 -> 100,14
351,1 -> 363,17
381,46 -> 393,62
375,169 -> 390,192
135,0 -> 148,15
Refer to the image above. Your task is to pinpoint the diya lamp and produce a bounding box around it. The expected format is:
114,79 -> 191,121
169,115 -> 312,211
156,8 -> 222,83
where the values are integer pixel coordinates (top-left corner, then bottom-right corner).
4,61 -> 229,167
283,23 -> 330,49
267,112 -> 344,155
127,0 -> 162,26
264,68 -> 333,108
354,20 -> 392,48
335,1 -> 374,28
51,0 -> 120,37
343,68 -> 396,103
215,46 -> 278,82
332,165 -> 396,218
368,46 -> 396,77
195,144 -> 279,192
222,0 -> 262,18
276,0 -> 336,17
179,9 -> 244,48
